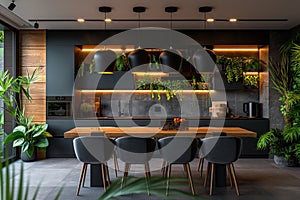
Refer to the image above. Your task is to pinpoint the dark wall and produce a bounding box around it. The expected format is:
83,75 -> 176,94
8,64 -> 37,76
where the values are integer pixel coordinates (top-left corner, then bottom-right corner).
46,30 -> 120,96
46,30 -> 270,96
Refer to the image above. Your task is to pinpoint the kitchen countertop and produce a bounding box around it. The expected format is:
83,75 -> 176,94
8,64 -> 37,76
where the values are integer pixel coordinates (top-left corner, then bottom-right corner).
73,116 -> 268,120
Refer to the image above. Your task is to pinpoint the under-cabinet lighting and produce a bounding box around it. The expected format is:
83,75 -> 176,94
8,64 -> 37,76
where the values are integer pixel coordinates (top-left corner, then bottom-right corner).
132,72 -> 169,76
243,72 -> 259,76
207,18 -> 215,22
213,48 -> 259,52
81,48 -> 135,52
229,18 -> 237,22
97,72 -> 114,75
79,90 -> 214,94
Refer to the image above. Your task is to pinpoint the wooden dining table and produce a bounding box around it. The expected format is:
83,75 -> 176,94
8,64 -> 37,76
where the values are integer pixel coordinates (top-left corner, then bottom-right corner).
64,126 -> 257,138
65,126 -> 256,187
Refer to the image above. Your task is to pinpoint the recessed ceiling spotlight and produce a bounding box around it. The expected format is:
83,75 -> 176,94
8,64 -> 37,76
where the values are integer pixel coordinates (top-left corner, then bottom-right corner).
207,18 -> 215,22
229,18 -> 237,22
8,0 -> 16,11
77,18 -> 85,23
104,18 -> 112,23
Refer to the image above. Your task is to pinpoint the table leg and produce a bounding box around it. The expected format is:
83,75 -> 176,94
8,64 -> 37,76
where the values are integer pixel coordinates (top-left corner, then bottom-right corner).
214,164 -> 226,187
90,164 -> 105,187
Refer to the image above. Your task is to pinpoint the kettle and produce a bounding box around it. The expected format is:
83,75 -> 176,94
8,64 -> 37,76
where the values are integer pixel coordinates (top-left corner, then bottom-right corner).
243,102 -> 261,118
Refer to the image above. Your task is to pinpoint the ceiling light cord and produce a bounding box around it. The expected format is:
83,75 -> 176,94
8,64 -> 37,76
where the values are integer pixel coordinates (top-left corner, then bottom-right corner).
138,12 -> 141,49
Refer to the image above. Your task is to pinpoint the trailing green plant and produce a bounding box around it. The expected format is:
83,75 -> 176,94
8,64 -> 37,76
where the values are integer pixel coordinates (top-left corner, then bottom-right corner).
98,176 -> 201,200
136,78 -> 189,101
243,74 -> 259,88
115,53 -> 129,71
216,56 -> 261,84
148,54 -> 160,71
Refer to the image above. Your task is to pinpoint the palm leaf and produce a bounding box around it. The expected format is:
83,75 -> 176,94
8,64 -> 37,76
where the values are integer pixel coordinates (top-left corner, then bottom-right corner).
98,176 -> 201,200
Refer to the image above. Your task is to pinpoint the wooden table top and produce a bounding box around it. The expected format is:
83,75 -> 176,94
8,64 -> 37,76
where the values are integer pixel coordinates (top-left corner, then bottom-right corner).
64,127 -> 257,138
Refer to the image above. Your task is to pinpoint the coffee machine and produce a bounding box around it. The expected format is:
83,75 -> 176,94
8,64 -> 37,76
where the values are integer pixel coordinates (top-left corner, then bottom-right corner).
243,102 -> 261,118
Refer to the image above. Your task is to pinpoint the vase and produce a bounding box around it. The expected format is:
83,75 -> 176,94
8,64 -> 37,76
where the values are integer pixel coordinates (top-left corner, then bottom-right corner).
273,155 -> 288,167
20,150 -> 36,162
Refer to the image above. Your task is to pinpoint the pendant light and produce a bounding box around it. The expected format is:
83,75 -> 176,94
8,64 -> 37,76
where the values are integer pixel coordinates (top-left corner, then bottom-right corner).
128,6 -> 150,73
192,6 -> 216,73
159,6 -> 183,73
94,6 -> 116,74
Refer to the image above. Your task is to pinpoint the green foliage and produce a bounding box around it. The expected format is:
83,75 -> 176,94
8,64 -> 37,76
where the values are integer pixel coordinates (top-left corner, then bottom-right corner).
136,78 -> 190,101
115,53 -> 129,71
98,176 -> 201,200
4,124 -> 52,157
0,69 -> 40,125
257,128 -> 295,160
216,56 -> 260,84
243,75 -> 259,88
0,31 -> 3,44
258,33 -> 300,162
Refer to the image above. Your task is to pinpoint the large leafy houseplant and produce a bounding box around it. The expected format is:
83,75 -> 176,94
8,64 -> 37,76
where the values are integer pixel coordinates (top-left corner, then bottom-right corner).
257,34 -> 300,165
4,121 -> 52,158
0,68 -> 51,161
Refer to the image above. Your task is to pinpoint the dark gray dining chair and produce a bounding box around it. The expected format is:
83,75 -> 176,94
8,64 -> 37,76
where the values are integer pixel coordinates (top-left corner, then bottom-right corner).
91,131 -> 119,178
73,136 -> 114,195
115,136 -> 156,190
197,132 -> 227,176
158,136 -> 199,195
201,136 -> 242,196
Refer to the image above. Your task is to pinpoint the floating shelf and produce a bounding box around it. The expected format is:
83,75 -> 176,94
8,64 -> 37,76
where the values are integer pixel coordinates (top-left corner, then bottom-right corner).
79,89 -> 213,94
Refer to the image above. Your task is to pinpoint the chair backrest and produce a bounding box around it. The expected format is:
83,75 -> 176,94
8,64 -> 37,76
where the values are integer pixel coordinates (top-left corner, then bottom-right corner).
115,136 -> 156,164
158,137 -> 199,164
73,136 -> 115,164
201,136 -> 242,164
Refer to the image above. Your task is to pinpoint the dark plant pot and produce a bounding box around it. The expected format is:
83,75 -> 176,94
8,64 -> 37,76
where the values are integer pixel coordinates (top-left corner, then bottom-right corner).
21,151 -> 36,162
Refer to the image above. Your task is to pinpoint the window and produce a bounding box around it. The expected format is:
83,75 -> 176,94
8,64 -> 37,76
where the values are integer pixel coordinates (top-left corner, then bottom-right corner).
0,22 -> 17,162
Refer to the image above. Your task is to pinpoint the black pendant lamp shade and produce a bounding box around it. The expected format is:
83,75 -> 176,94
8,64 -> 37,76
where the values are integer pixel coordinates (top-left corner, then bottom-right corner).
192,48 -> 216,73
127,49 -> 150,72
94,50 -> 116,74
159,50 -> 183,73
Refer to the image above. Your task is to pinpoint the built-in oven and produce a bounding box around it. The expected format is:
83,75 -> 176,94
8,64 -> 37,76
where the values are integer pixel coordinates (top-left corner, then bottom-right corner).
46,96 -> 72,119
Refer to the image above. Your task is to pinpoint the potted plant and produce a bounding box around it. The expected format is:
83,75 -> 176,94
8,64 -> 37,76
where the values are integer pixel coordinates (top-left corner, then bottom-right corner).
0,68 -> 52,161
257,34 -> 300,166
4,119 -> 52,162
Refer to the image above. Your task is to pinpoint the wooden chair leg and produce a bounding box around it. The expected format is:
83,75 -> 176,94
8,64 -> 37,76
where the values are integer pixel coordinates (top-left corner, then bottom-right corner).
145,162 -> 151,177
113,151 -> 118,177
186,163 -> 195,195
76,163 -> 87,196
166,164 -> 172,196
105,162 -> 111,186
230,163 -> 240,196
227,164 -> 233,188
121,163 -> 129,188
209,163 -> 215,196
204,162 -> 211,187
82,163 -> 88,187
101,163 -> 107,192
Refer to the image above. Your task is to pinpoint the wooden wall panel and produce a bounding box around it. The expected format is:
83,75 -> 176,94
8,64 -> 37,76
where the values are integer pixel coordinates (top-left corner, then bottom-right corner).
19,30 -> 46,124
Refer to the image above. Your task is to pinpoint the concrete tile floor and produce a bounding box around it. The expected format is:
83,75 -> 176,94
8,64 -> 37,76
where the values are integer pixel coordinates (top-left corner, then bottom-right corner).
4,158 -> 300,200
